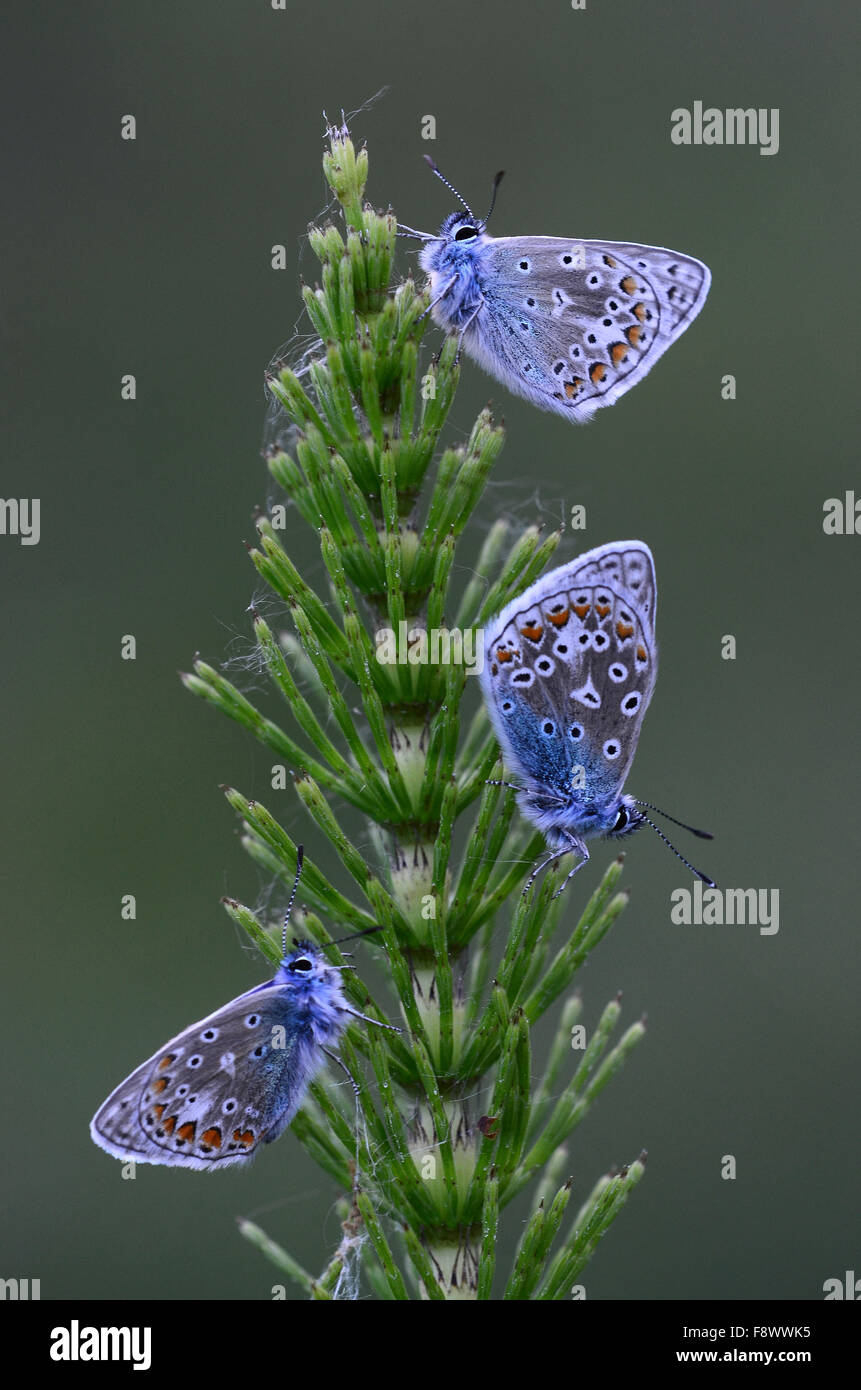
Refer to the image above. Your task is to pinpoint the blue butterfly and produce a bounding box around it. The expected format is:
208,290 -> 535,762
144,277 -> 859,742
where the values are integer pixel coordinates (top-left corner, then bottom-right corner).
90,849 -> 395,1169
479,541 -> 714,895
406,159 -> 710,421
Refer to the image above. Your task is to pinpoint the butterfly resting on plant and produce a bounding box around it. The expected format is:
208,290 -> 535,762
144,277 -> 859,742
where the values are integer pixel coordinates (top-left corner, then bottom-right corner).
402,159 -> 711,421
479,541 -> 715,897
90,848 -> 396,1170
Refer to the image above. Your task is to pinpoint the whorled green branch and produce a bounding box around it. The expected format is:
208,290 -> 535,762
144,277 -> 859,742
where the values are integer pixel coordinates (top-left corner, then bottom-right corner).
182,118 -> 647,1300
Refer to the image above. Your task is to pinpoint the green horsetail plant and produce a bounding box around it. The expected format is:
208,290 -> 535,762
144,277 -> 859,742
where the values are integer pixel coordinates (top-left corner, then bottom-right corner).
182,118 -> 647,1301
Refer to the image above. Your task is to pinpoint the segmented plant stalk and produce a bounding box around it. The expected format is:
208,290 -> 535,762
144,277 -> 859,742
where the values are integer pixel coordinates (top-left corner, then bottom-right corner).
183,119 -> 646,1300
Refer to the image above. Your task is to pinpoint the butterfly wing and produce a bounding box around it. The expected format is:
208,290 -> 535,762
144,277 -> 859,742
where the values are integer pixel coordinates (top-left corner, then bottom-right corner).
90,983 -> 322,1169
468,236 -> 710,420
481,542 -> 658,809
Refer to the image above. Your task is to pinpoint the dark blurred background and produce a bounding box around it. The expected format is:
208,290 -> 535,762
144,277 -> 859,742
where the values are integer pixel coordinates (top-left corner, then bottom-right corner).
1,0 -> 858,1300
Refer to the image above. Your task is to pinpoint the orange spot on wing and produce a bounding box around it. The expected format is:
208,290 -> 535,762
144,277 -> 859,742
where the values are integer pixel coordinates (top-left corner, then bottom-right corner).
636,644 -> 647,662
595,602 -> 611,618
162,1116 -> 177,1135
546,608 -> 569,627
573,602 -> 590,619
626,325 -> 643,347
564,378 -> 584,399
157,1055 -> 174,1070
610,342 -> 629,366
520,624 -> 543,642
152,1104 -> 165,1119
632,302 -> 647,323
201,1127 -> 222,1149
152,1077 -> 168,1094
603,254 -> 618,268
233,1129 -> 255,1148
589,363 -> 607,384
496,648 -> 514,663
616,620 -> 634,640
176,1122 -> 196,1142
620,275 -> 638,294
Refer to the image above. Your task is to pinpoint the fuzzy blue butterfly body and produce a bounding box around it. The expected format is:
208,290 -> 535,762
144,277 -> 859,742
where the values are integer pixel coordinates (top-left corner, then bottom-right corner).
420,211 -> 491,326
418,196 -> 710,421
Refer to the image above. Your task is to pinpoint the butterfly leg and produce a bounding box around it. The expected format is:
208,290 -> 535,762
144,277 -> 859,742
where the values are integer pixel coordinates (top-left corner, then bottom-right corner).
340,1006 -> 401,1033
522,845 -> 569,896
322,1046 -> 362,1101
454,297 -> 485,363
321,1047 -> 368,1181
416,274 -> 458,325
550,841 -> 590,901
522,835 -> 588,897
395,223 -> 435,241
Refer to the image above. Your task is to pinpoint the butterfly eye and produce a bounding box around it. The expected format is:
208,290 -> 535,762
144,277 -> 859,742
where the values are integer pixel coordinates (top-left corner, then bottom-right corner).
614,807 -> 629,832
454,223 -> 478,241
289,956 -> 313,974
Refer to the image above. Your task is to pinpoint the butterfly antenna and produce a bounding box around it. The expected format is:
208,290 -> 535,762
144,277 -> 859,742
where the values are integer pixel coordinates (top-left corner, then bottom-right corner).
281,845 -> 305,957
482,170 -> 505,228
633,800 -> 714,839
423,154 -> 475,221
639,814 -> 715,886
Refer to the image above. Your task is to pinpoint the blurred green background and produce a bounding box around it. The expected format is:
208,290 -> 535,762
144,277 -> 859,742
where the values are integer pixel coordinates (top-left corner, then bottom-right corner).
2,0 -> 858,1300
